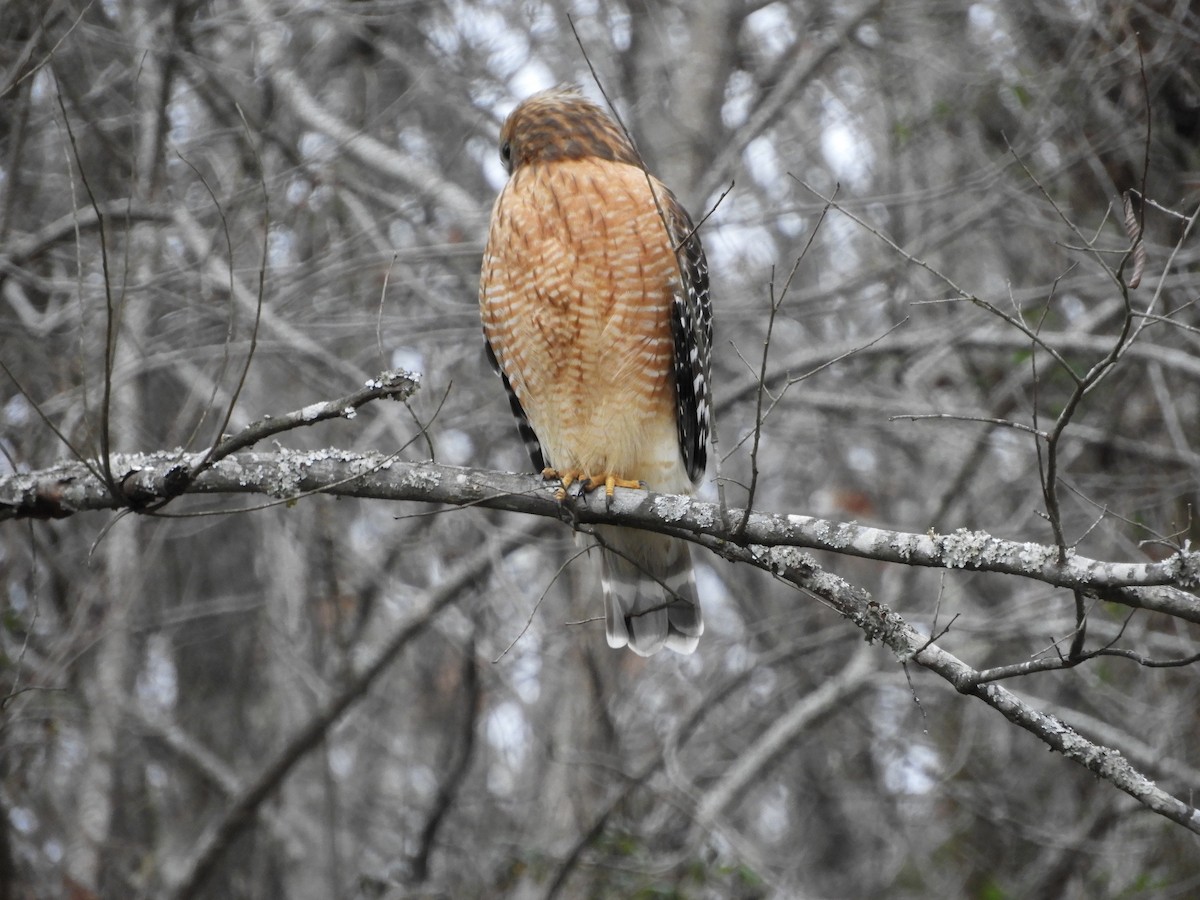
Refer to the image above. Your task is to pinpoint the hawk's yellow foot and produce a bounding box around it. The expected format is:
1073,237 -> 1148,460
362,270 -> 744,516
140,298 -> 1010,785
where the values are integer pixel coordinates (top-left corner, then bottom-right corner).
542,467 -> 583,500
542,468 -> 642,500
590,473 -> 643,497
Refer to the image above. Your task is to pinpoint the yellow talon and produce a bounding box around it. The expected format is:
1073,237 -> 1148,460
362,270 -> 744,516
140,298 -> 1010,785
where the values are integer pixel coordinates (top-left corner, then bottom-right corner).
542,467 -> 579,500
542,468 -> 641,500
596,474 -> 642,497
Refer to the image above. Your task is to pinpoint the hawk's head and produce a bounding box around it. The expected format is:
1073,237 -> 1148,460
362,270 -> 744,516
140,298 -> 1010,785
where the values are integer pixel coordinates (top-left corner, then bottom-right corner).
497,86 -> 642,175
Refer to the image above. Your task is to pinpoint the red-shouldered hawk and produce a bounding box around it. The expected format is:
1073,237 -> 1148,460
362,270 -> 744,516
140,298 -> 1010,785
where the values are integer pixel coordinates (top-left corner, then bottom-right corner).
479,86 -> 712,656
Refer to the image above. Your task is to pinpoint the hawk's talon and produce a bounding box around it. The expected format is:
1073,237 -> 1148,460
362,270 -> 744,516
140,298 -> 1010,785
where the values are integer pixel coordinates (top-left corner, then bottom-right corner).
599,474 -> 642,497
541,468 -> 640,503
542,467 -> 579,501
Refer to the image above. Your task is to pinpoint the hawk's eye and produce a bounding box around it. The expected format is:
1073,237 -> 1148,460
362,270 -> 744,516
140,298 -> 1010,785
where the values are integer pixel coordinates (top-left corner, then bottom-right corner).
500,141 -> 512,168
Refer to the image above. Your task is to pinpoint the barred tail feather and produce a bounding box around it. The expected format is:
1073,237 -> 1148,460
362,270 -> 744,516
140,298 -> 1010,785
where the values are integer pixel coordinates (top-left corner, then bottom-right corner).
596,526 -> 703,656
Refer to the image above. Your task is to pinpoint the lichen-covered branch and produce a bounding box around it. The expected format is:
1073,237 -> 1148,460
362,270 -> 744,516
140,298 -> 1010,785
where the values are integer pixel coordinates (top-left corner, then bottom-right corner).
0,369 -> 419,517
3,447 -> 1196,607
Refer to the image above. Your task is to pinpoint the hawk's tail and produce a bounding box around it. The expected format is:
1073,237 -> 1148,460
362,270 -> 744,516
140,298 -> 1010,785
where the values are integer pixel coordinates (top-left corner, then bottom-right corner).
595,526 -> 703,656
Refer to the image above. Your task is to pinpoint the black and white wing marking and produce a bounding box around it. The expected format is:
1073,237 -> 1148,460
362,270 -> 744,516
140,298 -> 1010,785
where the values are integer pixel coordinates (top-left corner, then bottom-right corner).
665,194 -> 712,484
485,336 -> 546,472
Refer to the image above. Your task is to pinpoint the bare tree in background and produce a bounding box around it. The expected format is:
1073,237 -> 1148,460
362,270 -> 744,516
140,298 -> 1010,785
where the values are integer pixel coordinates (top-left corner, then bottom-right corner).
2,1 -> 1199,898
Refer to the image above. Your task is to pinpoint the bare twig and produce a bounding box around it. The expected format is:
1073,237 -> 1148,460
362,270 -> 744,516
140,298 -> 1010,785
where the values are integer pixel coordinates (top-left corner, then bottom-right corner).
493,545 -> 594,662
738,262 -> 786,534
672,179 -> 734,253
890,412 -> 1048,439
792,177 -> 1083,382
1118,39 -> 1152,291
188,104 -> 269,478
566,14 -> 672,242
738,195 -> 833,535
724,317 -> 908,459
0,357 -> 101,482
54,88 -> 122,501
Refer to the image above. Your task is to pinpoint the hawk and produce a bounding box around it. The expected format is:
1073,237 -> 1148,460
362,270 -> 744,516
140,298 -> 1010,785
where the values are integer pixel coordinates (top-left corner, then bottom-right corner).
479,86 -> 712,656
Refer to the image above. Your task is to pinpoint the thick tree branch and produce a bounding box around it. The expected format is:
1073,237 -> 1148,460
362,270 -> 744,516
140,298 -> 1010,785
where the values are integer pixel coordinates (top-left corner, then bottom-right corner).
4,449 -> 1195,602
